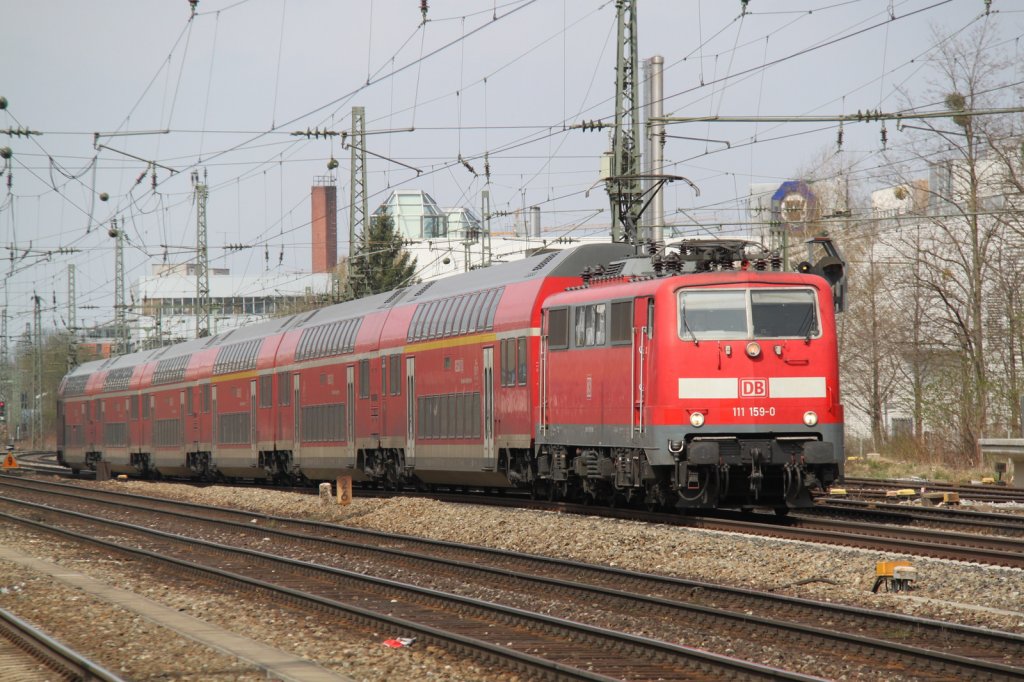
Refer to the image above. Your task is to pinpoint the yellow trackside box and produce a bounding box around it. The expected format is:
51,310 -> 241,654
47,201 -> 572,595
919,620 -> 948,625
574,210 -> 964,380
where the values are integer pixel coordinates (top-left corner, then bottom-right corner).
876,560 -> 912,577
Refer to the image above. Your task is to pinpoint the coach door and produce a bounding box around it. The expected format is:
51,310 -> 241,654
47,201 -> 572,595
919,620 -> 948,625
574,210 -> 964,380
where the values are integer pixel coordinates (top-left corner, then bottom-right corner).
405,357 -> 416,467
211,386 -> 218,447
179,390 -> 186,452
483,347 -> 495,465
346,366 -> 355,462
292,374 -> 301,454
250,379 -> 257,463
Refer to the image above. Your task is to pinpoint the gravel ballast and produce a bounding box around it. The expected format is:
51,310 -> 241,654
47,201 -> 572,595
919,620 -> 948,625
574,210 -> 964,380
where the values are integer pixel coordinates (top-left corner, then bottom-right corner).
2,475 -> 1022,680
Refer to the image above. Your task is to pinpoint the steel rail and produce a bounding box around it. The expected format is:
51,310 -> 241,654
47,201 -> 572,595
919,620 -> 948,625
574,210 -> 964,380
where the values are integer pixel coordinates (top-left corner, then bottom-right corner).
0,499 -> 821,682
0,607 -> 125,682
2,476 -> 1023,679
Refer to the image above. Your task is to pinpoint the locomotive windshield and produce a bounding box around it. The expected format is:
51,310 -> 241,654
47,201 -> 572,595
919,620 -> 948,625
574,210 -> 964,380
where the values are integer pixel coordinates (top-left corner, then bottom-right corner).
678,288 -> 819,340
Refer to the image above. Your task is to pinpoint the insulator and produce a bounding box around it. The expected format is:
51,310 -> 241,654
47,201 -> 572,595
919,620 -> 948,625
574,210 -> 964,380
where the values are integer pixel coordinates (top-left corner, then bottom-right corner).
771,256 -> 782,271
755,259 -> 766,271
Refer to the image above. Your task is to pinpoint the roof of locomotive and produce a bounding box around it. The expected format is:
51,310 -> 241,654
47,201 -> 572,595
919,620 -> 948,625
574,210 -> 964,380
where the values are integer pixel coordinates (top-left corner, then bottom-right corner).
63,242 -> 637,382
543,268 -> 832,308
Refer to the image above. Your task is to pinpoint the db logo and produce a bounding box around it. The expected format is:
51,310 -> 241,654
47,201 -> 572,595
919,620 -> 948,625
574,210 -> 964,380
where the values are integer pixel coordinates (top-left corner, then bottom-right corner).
740,378 -> 767,398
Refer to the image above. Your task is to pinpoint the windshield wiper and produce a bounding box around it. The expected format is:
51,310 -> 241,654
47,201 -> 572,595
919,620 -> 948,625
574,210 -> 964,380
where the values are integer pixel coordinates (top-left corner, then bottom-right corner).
681,315 -> 699,346
801,306 -> 816,344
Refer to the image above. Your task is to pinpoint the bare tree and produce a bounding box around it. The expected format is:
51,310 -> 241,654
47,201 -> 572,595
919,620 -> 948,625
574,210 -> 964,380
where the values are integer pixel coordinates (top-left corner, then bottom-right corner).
878,22 -> 1017,464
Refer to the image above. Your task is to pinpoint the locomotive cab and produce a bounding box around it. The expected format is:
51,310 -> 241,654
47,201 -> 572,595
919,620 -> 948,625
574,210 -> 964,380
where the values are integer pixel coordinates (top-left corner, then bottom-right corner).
669,279 -> 842,510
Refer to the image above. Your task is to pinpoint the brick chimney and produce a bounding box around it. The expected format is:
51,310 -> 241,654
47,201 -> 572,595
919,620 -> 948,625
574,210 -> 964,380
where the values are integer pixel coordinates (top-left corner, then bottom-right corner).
311,177 -> 337,273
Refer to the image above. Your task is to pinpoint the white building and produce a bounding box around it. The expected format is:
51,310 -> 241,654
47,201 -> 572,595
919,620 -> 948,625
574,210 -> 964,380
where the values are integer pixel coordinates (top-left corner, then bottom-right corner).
132,263 -> 332,347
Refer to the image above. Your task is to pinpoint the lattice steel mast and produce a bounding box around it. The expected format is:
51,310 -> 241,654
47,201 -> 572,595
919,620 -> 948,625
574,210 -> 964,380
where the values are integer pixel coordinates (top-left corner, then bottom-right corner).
608,0 -> 643,245
349,107 -> 368,257
110,218 -> 128,354
67,264 -> 77,371
193,170 -> 210,338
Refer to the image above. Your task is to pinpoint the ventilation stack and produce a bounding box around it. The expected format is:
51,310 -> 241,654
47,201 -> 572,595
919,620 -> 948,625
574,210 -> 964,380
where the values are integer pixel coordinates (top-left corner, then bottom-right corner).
311,177 -> 337,273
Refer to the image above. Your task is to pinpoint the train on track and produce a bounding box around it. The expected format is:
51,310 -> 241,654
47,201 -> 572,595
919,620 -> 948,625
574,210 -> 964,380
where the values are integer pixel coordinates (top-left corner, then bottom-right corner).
57,238 -> 846,513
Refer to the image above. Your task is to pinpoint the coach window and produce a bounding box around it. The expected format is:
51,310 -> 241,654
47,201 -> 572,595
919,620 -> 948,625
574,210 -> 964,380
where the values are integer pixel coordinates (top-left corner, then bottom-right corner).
547,307 -> 569,350
444,298 -> 459,337
202,384 -> 212,412
499,339 -> 509,386
408,306 -> 423,341
477,289 -> 496,331
276,373 -> 289,406
516,336 -> 528,385
359,359 -> 370,398
484,289 -> 502,329
186,387 -> 195,414
506,339 -> 515,386
458,293 -> 476,334
259,375 -> 273,408
389,355 -> 402,396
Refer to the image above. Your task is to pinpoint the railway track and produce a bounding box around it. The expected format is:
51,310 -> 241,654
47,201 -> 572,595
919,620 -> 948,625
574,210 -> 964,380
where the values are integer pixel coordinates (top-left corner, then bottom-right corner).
0,482 -> 819,681
810,498 -> 1024,537
0,606 -> 123,682
369,486 -> 1024,568
1,476 -> 1022,680
841,477 -> 1024,505
9,466 -> 1024,567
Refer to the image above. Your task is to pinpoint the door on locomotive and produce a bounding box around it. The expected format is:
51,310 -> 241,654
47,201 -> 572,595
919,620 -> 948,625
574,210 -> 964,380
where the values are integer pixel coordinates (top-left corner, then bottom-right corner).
631,296 -> 653,436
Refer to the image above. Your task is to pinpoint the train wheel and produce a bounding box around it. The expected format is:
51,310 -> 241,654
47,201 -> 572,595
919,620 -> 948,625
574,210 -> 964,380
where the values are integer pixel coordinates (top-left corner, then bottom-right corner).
774,506 -> 790,517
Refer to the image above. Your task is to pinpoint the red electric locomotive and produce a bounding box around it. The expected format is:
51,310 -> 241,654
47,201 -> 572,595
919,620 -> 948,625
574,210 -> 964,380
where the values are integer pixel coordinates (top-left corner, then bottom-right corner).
57,238 -> 843,513
536,239 -> 845,513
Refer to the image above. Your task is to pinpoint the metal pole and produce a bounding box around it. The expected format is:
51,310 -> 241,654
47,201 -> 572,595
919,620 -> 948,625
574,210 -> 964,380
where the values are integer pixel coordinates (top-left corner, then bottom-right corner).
67,264 -> 77,371
349,106 -> 368,254
194,170 -> 210,338
609,0 -> 642,245
32,295 -> 42,448
112,218 -> 127,353
648,55 -> 664,248
481,190 -> 492,267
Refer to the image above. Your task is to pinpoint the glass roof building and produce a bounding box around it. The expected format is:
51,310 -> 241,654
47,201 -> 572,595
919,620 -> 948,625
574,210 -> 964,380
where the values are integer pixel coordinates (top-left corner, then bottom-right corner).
445,207 -> 482,241
374,189 -> 448,240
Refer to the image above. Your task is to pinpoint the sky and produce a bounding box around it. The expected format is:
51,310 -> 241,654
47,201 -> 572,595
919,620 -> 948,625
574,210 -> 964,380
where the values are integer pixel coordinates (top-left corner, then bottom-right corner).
1,0 -> 1022,336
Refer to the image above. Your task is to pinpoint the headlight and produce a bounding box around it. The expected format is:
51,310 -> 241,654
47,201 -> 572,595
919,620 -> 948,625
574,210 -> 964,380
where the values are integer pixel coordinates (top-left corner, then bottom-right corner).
689,411 -> 705,428
745,341 -> 761,358
803,411 -> 818,427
